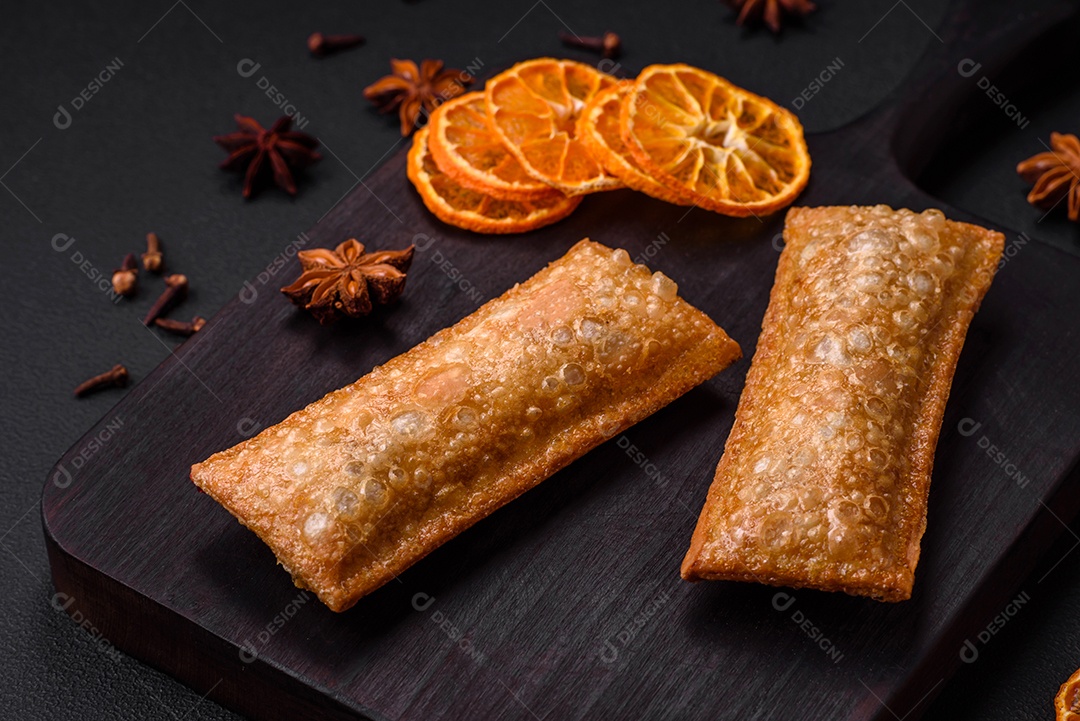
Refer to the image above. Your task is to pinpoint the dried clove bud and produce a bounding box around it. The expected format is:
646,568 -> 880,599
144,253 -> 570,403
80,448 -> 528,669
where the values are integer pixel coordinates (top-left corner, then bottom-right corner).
112,253 -> 139,297
558,31 -> 622,60
154,316 -> 206,337
142,232 -> 163,273
74,364 -> 129,398
143,274 -> 188,326
307,32 -> 365,57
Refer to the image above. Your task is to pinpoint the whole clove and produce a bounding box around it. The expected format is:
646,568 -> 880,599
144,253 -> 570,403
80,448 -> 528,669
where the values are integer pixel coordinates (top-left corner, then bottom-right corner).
112,254 -> 139,297
142,232 -> 163,273
558,31 -> 622,60
74,364 -> 129,398
154,316 -> 206,337
143,273 -> 188,326
308,32 -> 365,57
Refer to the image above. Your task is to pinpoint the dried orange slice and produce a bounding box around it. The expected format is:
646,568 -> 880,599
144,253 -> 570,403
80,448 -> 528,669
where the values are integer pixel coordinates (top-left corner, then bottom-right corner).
621,63 -> 810,217
1057,667 -> 1080,720
407,127 -> 581,234
485,58 -> 622,196
577,81 -> 695,206
427,91 -> 559,201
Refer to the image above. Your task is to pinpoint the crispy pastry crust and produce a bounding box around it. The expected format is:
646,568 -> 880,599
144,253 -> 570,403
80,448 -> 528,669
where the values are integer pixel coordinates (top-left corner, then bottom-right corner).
682,206 -> 1004,601
193,239 -> 741,611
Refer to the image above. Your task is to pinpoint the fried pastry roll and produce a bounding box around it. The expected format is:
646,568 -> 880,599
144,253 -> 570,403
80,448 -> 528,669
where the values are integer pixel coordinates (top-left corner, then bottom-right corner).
193,239 -> 741,611
682,206 -> 1004,601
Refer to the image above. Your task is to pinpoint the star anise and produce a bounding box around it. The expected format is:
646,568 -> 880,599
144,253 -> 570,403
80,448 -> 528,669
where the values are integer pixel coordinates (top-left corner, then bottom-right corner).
363,59 -> 473,137
281,239 -> 415,324
213,115 -> 321,199
1017,132 -> 1080,222
729,0 -> 816,33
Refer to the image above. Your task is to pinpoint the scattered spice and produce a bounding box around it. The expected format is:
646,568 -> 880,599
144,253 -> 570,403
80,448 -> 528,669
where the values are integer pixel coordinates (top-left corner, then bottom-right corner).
74,364 -> 129,398
558,31 -> 622,60
143,274 -> 189,326
143,232 -> 164,272
308,32 -> 365,57
213,115 -> 321,199
112,253 -> 139,297
729,0 -> 816,32
1017,132 -> 1080,222
363,59 -> 473,136
154,316 -> 207,337
281,239 -> 414,324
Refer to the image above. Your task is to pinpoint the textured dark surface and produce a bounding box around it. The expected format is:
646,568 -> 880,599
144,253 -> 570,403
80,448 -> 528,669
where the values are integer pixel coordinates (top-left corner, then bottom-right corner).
5,0 -> 1080,719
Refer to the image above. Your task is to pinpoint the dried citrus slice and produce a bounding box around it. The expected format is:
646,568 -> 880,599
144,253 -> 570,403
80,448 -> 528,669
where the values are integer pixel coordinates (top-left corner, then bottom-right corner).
621,63 -> 810,217
577,81 -> 695,206
407,127 -> 581,234
1057,667 -> 1080,720
428,91 -> 559,201
485,58 -> 622,196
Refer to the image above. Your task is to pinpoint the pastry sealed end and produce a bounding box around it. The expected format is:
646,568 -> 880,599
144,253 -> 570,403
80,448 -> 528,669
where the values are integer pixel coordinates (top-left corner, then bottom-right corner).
193,238 -> 741,612
682,205 -> 1004,602
681,546 -> 914,603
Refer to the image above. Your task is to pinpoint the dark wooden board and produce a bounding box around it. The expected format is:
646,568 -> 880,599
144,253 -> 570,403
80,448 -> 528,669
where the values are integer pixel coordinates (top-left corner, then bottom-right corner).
43,2 -> 1080,719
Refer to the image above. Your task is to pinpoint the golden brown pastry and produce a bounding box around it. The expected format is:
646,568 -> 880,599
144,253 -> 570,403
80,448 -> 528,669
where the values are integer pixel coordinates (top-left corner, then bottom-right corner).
193,239 -> 741,611
682,205 -> 1004,601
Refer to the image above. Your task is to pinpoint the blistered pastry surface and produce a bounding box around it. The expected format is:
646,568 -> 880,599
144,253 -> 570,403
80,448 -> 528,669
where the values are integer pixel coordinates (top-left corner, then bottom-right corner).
683,205 -> 1004,601
193,239 -> 740,611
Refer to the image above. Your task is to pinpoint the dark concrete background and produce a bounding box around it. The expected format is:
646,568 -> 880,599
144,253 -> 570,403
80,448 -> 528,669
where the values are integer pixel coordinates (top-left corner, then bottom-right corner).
2,0 -> 1078,718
